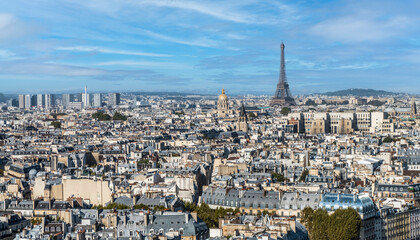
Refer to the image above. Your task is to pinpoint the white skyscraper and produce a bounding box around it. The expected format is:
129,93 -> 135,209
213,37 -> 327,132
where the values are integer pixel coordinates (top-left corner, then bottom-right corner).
25,95 -> 31,109
108,93 -> 120,106
45,94 -> 55,108
93,93 -> 102,107
82,86 -> 91,108
18,95 -> 25,109
37,94 -> 45,108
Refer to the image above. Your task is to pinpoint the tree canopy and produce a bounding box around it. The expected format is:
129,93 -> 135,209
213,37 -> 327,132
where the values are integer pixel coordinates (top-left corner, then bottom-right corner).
305,99 -> 317,106
280,107 -> 291,115
271,172 -> 286,182
50,121 -> 61,129
301,207 -> 361,240
300,169 -> 309,182
92,111 -> 111,121
248,112 -> 257,119
184,202 -> 239,228
382,136 -> 395,143
113,111 -> 128,121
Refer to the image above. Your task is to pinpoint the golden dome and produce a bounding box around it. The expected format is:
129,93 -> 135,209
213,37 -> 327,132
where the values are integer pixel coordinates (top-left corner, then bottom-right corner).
218,88 -> 228,101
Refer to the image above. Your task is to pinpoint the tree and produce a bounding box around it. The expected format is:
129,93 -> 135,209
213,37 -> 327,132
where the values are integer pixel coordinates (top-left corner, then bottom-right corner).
153,205 -> 166,211
30,218 -> 42,225
184,201 -> 198,212
271,172 -> 285,182
134,204 -> 149,210
104,202 -> 130,210
91,204 -> 104,209
300,169 -> 309,182
248,112 -> 257,119
383,136 -> 394,143
51,121 -> 61,129
305,99 -> 317,106
301,207 -> 361,240
309,209 -> 330,240
327,208 -> 361,240
92,112 -> 111,121
186,202 -> 238,228
368,100 -> 385,106
280,107 -> 291,116
113,111 -> 127,121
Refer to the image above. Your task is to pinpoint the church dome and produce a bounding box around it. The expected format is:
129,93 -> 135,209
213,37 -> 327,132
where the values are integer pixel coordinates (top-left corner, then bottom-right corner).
218,89 -> 228,102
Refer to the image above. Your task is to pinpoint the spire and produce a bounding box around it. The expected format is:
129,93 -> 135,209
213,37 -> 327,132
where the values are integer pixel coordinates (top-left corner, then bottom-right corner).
239,102 -> 247,120
222,88 -> 225,94
84,85 -> 88,109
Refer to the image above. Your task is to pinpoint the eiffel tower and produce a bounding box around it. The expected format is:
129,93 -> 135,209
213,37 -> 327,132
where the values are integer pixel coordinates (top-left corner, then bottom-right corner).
270,42 -> 296,107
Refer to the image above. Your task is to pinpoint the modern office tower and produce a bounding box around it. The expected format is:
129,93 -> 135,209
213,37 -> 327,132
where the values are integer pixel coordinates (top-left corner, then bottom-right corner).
37,94 -> 45,108
7,99 -> 18,107
74,93 -> 82,102
31,95 -> 37,108
45,94 -> 55,108
82,93 -> 91,108
108,93 -> 121,106
62,94 -> 74,108
82,85 -> 91,108
93,93 -> 102,107
18,94 -> 25,109
25,95 -> 31,109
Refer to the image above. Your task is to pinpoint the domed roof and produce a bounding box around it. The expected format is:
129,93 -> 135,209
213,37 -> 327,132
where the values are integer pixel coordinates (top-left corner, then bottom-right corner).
218,89 -> 228,101
29,169 -> 38,179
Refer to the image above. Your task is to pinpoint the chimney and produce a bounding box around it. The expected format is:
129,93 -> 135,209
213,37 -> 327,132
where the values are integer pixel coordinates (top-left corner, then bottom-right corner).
144,213 -> 149,225
41,217 -> 46,234
289,218 -> 296,232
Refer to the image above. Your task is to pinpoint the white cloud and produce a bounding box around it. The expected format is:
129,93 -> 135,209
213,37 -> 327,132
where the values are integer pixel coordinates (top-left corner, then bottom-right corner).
0,13 -> 39,42
0,62 -> 105,76
309,15 -> 412,43
0,49 -> 15,58
56,46 -> 171,57
137,29 -> 220,48
95,60 -> 191,69
128,0 -> 253,24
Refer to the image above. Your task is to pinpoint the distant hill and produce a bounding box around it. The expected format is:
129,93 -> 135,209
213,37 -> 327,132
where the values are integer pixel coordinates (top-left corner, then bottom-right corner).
321,88 -> 399,97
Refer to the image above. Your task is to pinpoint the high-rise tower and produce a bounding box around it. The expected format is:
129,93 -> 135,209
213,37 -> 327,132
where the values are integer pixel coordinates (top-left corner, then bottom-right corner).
237,102 -> 248,132
270,42 -> 296,107
411,98 -> 417,117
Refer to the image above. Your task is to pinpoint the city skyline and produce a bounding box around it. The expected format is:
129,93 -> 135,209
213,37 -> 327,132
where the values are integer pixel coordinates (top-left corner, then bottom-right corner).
1,0 -> 420,94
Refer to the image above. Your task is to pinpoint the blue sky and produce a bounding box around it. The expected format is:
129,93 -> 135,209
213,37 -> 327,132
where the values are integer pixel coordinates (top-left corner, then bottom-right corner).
0,0 -> 419,95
